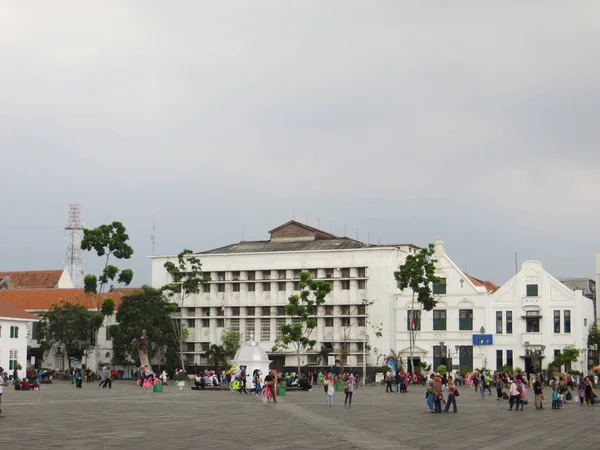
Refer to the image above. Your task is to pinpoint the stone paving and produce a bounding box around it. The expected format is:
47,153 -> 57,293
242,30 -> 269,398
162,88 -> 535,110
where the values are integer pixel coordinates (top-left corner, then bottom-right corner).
0,381 -> 599,449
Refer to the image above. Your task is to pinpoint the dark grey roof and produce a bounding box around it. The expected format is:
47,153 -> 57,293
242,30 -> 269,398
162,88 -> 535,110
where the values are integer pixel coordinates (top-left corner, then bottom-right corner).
198,238 -> 371,254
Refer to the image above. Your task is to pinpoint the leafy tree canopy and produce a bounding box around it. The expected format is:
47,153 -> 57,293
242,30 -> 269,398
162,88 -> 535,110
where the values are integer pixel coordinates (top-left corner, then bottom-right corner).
161,249 -> 210,298
394,243 -> 440,311
221,328 -> 241,361
111,287 -> 176,366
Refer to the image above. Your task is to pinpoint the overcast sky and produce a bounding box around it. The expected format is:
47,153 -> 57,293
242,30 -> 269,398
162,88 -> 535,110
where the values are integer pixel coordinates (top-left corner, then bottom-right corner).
1,1 -> 599,287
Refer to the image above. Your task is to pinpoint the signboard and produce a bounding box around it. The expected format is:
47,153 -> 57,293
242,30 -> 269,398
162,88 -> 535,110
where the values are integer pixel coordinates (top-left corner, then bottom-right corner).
327,356 -> 336,366
472,334 -> 493,345
30,356 -> 35,365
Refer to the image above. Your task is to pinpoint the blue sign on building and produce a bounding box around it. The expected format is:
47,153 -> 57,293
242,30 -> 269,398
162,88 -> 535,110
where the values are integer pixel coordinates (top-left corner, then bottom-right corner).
472,334 -> 493,345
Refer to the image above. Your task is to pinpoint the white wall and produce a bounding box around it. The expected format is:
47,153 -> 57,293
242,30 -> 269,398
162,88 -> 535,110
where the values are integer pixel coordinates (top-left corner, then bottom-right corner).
0,318 -> 31,378
57,270 -> 75,289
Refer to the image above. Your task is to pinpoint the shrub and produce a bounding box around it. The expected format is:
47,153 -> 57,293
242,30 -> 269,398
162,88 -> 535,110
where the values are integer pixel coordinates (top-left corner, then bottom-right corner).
174,370 -> 188,382
436,365 -> 447,375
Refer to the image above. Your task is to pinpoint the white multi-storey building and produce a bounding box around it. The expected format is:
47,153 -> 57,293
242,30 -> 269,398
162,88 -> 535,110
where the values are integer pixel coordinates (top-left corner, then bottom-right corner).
151,220 -> 417,372
0,298 -> 38,378
491,260 -> 594,375
394,241 -> 595,374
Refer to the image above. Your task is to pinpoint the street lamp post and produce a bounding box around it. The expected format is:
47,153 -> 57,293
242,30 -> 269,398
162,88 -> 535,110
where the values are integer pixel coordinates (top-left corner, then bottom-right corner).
455,345 -> 460,375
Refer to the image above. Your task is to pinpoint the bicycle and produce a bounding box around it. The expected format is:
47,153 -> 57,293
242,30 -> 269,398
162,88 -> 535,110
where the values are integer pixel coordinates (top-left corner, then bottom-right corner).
260,384 -> 273,403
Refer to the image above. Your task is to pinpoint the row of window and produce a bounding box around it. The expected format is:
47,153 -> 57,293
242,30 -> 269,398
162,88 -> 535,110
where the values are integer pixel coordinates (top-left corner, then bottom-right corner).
407,309 -> 474,331
1,326 -> 20,339
496,310 -> 572,334
3,349 -> 19,371
211,268 -> 367,282
182,305 -> 367,317
204,279 -> 366,293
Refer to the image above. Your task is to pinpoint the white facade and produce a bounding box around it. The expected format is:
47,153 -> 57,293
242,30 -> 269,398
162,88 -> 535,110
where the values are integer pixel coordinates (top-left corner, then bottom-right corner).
0,318 -> 36,378
393,241 -> 493,373
491,260 -> 594,375
151,221 -> 415,370
56,270 -> 74,289
596,252 -> 600,322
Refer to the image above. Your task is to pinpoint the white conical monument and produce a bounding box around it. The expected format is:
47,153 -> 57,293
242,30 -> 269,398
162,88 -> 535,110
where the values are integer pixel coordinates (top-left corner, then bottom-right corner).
233,333 -> 271,387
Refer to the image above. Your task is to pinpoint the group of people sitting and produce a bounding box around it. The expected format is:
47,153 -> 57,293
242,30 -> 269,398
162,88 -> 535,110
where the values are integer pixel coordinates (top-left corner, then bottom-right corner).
14,377 -> 40,391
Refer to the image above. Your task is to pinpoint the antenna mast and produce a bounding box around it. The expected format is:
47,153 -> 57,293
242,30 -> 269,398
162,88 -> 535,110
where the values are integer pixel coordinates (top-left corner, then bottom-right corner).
64,204 -> 84,288
150,214 -> 156,255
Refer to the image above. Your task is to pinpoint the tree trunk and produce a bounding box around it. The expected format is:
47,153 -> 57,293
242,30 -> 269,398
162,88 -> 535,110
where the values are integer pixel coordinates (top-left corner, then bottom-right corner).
138,349 -> 151,368
409,292 -> 415,375
297,347 -> 301,376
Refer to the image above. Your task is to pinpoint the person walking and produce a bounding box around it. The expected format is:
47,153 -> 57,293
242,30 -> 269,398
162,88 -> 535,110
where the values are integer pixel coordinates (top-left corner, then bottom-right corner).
325,374 -> 335,407
385,370 -> 393,393
534,376 -> 544,410
344,374 -> 356,407
444,380 -> 458,413
495,375 -> 504,400
0,367 -> 7,418
508,378 -> 521,411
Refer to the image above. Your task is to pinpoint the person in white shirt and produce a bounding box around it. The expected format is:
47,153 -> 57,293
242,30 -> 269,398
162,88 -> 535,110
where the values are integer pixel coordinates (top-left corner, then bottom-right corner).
0,367 -> 7,418
508,379 -> 522,411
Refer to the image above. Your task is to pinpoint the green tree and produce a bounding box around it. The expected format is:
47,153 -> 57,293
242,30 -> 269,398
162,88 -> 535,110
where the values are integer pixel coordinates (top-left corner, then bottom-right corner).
221,328 -> 241,363
161,249 -> 210,370
273,271 -> 332,375
37,301 -> 95,369
207,344 -> 226,368
588,320 -> 600,348
552,346 -> 580,372
81,221 -> 134,368
394,243 -> 440,374
111,287 -> 176,368
317,345 -> 332,369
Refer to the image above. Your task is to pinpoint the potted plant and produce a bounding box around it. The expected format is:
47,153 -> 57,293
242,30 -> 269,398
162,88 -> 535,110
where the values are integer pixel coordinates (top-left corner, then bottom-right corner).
174,369 -> 188,390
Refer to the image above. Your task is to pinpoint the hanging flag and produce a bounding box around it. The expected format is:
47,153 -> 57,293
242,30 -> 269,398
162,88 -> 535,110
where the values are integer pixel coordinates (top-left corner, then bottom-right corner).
410,311 -> 415,330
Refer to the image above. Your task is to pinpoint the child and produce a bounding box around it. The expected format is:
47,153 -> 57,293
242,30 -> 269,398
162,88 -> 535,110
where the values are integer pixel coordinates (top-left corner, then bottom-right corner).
558,393 -> 565,409
552,389 -> 560,409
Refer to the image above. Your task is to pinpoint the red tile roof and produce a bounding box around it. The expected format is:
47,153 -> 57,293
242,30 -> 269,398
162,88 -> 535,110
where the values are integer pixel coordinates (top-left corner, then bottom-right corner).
0,298 -> 39,321
0,289 -> 125,311
464,273 -> 499,293
0,270 -> 65,289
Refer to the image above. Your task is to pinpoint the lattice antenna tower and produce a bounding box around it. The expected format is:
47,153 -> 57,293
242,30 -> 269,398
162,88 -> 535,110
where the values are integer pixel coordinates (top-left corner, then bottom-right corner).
65,204 -> 84,288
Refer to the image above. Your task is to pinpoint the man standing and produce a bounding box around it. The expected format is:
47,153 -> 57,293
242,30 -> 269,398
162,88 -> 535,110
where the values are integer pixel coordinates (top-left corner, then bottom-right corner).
239,365 -> 248,394
534,376 -> 544,410
508,378 -> 521,411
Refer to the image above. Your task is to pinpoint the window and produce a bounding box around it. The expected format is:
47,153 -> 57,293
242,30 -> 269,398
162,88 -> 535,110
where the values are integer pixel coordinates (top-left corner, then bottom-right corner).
263,282 -> 271,291
342,317 -> 350,327
293,282 -> 300,291
105,325 -> 116,341
358,280 -> 366,289
325,268 -> 334,278
10,326 -> 19,339
341,280 -> 350,290
341,306 -> 350,315
201,307 -> 210,317
201,319 -> 209,327
309,269 -> 318,279
217,271 -> 225,281
247,271 -> 255,280
357,317 -> 366,327
277,306 -> 286,316
233,284 -> 240,292
216,319 -> 224,327
9,350 -> 18,371
247,283 -> 255,292
262,307 -> 271,316
506,311 -> 513,334
278,282 -> 286,291
496,311 -> 503,334
357,267 -> 366,278
584,318 -> 588,327
262,271 -> 271,280
358,305 -> 366,315
232,271 -> 240,281
231,307 -> 240,316
526,284 -> 538,296
261,320 -> 270,341
278,270 -> 286,280
293,270 -> 301,279
564,310 -> 571,333
432,278 -> 447,295
325,318 -> 334,327
554,310 -> 561,333
433,310 -> 447,330
526,318 -> 540,333
247,307 -> 255,316
187,307 -> 195,315
325,306 -> 333,316
230,318 -> 240,332
341,268 -> 350,278
201,343 -> 209,352
496,350 -> 503,371
187,319 -> 195,328
506,350 -> 513,368
276,318 -> 285,338
31,322 -> 39,340
459,309 -> 473,331
246,320 -> 255,338
407,310 -> 422,331
200,283 -> 209,293
186,343 -> 195,352
218,284 -> 225,293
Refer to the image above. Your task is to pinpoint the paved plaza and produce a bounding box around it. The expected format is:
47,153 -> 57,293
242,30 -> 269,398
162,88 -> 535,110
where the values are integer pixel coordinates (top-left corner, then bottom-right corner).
0,381 -> 598,449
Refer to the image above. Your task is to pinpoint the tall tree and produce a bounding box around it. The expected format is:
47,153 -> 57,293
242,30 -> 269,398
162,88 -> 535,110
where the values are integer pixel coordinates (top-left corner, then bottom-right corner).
37,301 -> 95,369
394,243 -> 440,374
339,298 -> 383,383
221,328 -> 241,363
81,221 -> 134,368
111,287 -> 176,368
161,249 -> 210,370
273,271 -> 332,375
551,346 -> 580,373
207,344 -> 226,369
